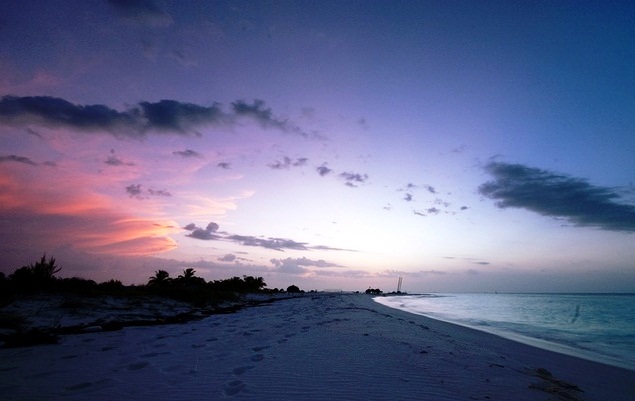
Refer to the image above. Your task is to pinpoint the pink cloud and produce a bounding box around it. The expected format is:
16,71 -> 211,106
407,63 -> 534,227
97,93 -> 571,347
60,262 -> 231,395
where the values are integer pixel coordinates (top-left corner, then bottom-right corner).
0,164 -> 179,257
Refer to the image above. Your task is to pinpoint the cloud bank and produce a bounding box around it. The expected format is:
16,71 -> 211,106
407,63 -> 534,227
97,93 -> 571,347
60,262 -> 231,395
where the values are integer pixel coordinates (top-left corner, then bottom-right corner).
183,222 -> 352,252
0,96 -> 308,139
479,162 -> 635,232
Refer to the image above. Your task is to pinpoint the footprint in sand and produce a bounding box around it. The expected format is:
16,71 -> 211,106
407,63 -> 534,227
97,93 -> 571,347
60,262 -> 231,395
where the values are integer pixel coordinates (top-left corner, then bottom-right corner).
65,382 -> 94,391
232,366 -> 255,376
250,354 -> 264,362
127,361 -> 149,371
252,346 -> 270,352
224,380 -> 246,396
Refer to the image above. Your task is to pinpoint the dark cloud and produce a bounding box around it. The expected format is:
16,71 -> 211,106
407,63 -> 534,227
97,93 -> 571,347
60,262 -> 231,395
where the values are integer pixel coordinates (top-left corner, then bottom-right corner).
217,162 -> 231,169
0,96 -> 137,133
339,171 -> 368,187
311,244 -> 354,252
270,257 -> 341,270
268,156 -> 308,170
107,0 -> 173,27
148,188 -> 171,197
218,253 -> 236,262
105,155 -> 134,166
316,163 -> 332,176
413,208 -> 441,217
138,100 -> 222,133
173,149 -> 202,158
232,99 -> 280,127
398,183 -> 437,197
0,96 -> 217,136
479,162 -> 635,232
184,222 -> 221,241
231,99 -> 310,138
182,222 -> 352,252
0,96 -> 309,139
206,222 -> 220,232
126,184 -> 171,199
228,235 -> 308,251
125,184 -> 143,198
0,154 -> 37,165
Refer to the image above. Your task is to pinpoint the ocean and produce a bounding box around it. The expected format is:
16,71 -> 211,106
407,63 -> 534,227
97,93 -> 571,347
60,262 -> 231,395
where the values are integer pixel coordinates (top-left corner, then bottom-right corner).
374,293 -> 635,372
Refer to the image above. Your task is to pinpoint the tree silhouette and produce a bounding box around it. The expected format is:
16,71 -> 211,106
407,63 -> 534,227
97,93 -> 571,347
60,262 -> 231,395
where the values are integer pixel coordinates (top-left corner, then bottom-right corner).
286,284 -> 301,293
148,270 -> 171,287
9,254 -> 61,290
175,268 -> 205,288
178,268 -> 196,281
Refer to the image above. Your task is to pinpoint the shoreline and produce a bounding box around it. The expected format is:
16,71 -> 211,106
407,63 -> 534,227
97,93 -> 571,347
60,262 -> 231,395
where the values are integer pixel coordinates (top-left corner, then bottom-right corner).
1,293 -> 634,400
373,294 -> 635,373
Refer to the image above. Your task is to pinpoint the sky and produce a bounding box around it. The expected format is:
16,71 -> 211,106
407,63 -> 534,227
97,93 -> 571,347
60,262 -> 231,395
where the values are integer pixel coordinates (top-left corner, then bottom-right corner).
1,0 -> 635,293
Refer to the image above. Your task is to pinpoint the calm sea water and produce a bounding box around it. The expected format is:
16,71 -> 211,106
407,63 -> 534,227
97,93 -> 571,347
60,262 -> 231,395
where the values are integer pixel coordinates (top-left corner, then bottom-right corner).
374,293 -> 635,371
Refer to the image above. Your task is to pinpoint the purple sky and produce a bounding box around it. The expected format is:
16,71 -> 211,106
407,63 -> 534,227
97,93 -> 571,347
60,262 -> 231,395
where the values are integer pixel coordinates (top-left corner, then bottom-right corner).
1,1 -> 635,292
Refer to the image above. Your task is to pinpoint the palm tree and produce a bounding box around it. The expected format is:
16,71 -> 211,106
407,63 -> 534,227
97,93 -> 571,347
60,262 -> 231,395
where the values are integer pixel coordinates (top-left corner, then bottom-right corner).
178,268 -> 196,281
176,268 -> 205,288
148,269 -> 171,287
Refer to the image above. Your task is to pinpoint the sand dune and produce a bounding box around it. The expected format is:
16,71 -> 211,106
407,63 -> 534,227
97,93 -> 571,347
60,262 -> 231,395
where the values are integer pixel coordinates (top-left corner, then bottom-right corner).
1,293 -> 633,400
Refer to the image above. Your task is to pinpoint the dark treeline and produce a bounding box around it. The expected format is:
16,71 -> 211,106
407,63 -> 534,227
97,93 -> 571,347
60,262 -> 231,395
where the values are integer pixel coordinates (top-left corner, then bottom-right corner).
0,255 -> 304,307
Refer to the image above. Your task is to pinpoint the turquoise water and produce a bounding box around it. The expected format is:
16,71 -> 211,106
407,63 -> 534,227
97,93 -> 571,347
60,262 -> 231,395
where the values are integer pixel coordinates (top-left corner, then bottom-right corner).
375,293 -> 635,371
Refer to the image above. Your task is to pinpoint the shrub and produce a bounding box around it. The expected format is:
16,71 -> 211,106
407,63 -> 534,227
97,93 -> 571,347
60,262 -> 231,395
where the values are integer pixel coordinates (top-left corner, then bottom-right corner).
286,285 -> 301,293
8,254 -> 61,291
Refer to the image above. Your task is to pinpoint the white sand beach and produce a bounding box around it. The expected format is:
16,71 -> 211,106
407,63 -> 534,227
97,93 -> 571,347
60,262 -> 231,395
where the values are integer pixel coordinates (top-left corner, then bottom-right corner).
1,293 -> 634,401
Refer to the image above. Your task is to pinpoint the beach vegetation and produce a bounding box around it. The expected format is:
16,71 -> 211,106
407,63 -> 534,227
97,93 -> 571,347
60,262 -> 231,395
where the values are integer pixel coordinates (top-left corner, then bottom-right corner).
0,256 -> 290,348
365,288 -> 382,295
148,270 -> 172,287
175,268 -> 206,288
55,277 -> 98,295
8,254 -> 61,291
208,276 -> 267,293
98,279 -> 125,294
286,285 -> 301,293
0,272 -> 12,306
